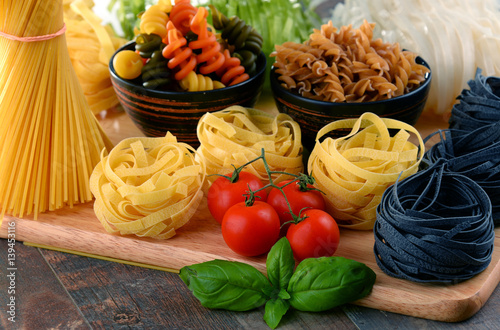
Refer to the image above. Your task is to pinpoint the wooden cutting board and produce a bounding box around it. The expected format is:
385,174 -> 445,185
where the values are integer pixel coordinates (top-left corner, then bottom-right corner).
1,98 -> 499,323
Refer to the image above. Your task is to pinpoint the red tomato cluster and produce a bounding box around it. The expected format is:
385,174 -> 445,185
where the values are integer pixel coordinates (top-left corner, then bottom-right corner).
207,171 -> 268,224
207,171 -> 340,260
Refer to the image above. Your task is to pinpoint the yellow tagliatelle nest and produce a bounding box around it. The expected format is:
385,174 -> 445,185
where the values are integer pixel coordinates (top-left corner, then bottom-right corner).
89,133 -> 206,239
64,0 -> 128,114
197,106 -> 303,185
308,112 -> 424,230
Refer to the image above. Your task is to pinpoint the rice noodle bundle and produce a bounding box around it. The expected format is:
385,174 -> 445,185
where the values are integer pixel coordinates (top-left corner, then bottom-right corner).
330,0 -> 500,120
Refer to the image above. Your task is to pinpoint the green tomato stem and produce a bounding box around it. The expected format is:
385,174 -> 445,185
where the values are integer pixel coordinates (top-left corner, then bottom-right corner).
237,149 -> 309,222
228,148 -> 319,221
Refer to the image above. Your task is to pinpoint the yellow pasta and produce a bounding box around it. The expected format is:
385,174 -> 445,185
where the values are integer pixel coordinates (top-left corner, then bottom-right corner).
308,112 -> 424,230
196,106 -> 303,186
179,71 -> 225,91
0,0 -> 113,223
139,2 -> 171,39
89,133 -> 206,239
64,0 -> 128,114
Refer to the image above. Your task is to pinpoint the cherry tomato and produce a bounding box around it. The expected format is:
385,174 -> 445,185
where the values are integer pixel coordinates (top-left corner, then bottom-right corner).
207,171 -> 267,224
267,179 -> 325,234
222,201 -> 280,257
286,209 -> 340,261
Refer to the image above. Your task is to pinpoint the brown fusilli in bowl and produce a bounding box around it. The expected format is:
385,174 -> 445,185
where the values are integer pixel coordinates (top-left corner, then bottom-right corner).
270,20 -> 432,150
270,57 -> 431,151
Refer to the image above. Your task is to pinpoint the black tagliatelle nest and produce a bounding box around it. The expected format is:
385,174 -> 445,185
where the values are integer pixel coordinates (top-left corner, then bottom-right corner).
448,68 -> 500,131
424,68 -> 500,224
373,69 -> 500,284
423,125 -> 500,224
374,162 -> 495,283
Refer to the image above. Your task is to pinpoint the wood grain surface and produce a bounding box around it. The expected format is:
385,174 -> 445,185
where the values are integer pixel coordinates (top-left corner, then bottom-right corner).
1,92 -> 499,323
0,237 -> 89,329
2,239 -> 499,329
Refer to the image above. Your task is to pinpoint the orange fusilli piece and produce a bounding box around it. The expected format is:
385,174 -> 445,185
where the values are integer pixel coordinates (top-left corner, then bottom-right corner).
189,7 -> 225,75
162,21 -> 197,80
216,49 -> 249,86
169,0 -> 197,35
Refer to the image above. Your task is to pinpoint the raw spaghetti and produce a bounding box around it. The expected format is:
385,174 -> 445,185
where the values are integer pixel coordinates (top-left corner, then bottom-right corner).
0,0 -> 113,224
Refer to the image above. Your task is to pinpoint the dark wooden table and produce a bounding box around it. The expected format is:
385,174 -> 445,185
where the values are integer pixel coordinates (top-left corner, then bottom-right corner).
0,238 -> 498,329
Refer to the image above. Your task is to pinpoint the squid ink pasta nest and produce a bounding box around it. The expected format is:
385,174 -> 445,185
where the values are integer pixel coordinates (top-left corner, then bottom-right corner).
423,123 -> 500,225
374,161 -> 495,283
449,68 -> 500,132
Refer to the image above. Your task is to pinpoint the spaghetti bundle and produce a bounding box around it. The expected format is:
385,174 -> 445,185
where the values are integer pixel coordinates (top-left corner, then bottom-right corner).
0,0 -> 113,222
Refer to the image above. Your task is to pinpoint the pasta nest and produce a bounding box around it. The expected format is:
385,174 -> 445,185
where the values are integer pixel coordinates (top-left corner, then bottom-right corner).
308,112 -> 425,230
64,0 -> 128,114
90,133 -> 206,239
196,106 -> 303,187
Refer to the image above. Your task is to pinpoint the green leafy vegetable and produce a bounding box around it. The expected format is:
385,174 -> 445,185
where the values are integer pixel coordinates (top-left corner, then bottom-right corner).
201,0 -> 321,86
107,0 -> 154,39
179,237 -> 376,328
263,237 -> 295,328
266,237 -> 295,291
287,256 -> 377,312
264,297 -> 290,329
179,259 -> 273,311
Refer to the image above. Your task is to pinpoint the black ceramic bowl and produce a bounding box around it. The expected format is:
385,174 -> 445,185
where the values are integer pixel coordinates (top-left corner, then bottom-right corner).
270,57 -> 432,150
109,41 -> 266,148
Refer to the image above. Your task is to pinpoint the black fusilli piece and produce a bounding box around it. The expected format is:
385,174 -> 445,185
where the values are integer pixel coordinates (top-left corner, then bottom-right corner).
141,50 -> 174,90
135,33 -> 164,58
210,5 -> 262,75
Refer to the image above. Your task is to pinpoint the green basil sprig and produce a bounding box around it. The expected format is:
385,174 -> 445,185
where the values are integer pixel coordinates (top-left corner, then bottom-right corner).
179,238 -> 376,328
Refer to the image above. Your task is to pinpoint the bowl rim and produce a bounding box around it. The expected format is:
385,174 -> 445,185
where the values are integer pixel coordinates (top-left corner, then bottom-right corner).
270,55 -> 432,107
109,41 -> 267,98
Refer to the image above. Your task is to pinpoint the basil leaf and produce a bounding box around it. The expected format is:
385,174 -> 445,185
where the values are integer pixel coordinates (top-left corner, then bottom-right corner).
287,256 -> 376,312
179,259 -> 273,311
278,288 -> 290,300
266,237 -> 295,291
263,297 -> 290,329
